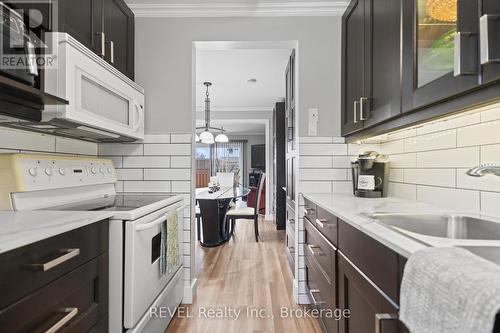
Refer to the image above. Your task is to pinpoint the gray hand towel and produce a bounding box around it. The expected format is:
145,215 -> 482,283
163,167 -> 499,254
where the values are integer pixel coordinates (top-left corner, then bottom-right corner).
400,247 -> 500,333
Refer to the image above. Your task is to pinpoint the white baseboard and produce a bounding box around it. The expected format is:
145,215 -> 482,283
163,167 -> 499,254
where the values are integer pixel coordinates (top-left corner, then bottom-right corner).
183,278 -> 198,304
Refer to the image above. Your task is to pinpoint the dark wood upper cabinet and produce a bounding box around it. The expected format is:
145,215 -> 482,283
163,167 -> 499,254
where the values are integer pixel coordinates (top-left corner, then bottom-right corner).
341,0 -> 365,135
401,0 -> 480,113
58,0 -> 104,55
103,0 -> 135,79
342,0 -> 401,136
57,0 -> 134,80
480,0 -> 500,84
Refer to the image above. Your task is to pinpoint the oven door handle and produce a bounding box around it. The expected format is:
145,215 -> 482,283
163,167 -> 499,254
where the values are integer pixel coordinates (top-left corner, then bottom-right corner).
135,204 -> 187,231
135,215 -> 167,231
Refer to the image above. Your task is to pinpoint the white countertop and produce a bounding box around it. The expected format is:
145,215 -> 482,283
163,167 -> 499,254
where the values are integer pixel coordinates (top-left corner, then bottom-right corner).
301,193 -> 500,258
0,211 -> 113,254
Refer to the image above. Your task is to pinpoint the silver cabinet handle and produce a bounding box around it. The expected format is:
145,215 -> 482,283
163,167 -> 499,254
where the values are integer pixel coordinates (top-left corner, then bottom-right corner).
454,32 -> 478,76
32,249 -> 80,272
374,313 -> 398,333
44,308 -> 78,333
480,15 -> 500,65
94,32 -> 105,58
303,207 -> 314,215
105,40 -> 114,64
353,100 -> 359,123
359,97 -> 369,120
315,218 -> 330,228
307,244 -> 324,256
309,289 -> 325,305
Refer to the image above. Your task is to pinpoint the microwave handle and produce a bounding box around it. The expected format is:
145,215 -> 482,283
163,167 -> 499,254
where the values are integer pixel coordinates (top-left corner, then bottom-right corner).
132,101 -> 144,132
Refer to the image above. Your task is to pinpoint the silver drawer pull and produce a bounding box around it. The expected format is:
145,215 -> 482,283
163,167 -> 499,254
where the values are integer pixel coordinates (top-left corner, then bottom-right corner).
45,307 -> 78,333
303,207 -> 314,215
315,218 -> 330,228
33,248 -> 80,272
309,289 -> 325,305
307,244 -> 324,256
374,313 -> 398,333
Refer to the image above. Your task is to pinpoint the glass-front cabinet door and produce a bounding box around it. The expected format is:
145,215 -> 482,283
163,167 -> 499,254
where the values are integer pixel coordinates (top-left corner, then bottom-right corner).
402,0 -> 480,113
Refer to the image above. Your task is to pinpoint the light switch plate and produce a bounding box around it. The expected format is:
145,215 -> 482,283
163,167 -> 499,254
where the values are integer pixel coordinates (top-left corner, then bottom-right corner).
308,108 -> 318,136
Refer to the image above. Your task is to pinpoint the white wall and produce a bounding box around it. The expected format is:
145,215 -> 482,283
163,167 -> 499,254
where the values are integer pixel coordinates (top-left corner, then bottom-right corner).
135,16 -> 342,136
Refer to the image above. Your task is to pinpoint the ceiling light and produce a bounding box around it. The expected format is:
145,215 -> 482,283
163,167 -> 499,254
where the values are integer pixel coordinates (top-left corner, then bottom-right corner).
215,133 -> 229,143
247,78 -> 257,85
200,131 -> 214,144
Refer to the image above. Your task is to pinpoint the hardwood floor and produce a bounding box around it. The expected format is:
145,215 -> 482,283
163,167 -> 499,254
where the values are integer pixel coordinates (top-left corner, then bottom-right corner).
166,217 -> 322,333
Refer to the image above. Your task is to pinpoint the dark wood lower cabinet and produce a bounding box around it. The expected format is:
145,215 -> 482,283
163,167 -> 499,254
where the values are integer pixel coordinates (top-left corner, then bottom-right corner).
0,221 -> 109,333
338,253 -> 401,333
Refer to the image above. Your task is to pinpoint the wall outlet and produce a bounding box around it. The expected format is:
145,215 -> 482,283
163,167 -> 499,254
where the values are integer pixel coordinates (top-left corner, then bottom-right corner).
308,108 -> 319,136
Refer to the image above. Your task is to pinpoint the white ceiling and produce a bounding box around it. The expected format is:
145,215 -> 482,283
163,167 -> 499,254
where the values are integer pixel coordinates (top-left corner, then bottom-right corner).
195,48 -> 290,110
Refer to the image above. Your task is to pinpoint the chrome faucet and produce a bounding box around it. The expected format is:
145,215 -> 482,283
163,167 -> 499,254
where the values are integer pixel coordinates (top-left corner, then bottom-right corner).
466,164 -> 500,177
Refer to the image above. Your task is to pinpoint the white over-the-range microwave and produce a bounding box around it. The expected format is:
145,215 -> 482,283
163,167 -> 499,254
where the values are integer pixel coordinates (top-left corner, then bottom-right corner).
1,33 -> 145,142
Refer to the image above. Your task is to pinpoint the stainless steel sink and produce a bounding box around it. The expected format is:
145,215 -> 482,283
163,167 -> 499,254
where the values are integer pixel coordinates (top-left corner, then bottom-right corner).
459,246 -> 500,265
370,213 -> 500,240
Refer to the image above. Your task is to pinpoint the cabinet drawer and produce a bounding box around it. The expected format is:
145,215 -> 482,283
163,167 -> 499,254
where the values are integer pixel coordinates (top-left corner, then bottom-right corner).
0,221 -> 109,309
305,255 -> 338,333
316,205 -> 338,246
0,253 -> 108,333
305,217 -> 336,285
338,219 -> 399,303
303,198 -> 316,224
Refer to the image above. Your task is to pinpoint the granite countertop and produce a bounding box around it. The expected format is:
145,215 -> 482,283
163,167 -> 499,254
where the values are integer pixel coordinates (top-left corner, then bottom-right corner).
0,211 -> 114,254
301,193 -> 500,258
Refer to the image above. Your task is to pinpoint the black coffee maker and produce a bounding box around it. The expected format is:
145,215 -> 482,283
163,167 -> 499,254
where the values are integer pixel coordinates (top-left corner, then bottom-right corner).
351,151 -> 390,198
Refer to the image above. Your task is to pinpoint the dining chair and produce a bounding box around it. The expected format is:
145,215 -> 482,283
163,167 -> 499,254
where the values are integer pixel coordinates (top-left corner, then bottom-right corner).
226,173 -> 266,242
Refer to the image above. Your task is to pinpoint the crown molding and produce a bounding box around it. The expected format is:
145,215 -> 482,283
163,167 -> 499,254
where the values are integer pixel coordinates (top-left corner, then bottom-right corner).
129,2 -> 349,18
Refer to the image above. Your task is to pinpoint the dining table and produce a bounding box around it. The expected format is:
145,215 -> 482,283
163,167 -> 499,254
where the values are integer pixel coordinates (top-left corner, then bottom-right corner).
196,185 -> 250,247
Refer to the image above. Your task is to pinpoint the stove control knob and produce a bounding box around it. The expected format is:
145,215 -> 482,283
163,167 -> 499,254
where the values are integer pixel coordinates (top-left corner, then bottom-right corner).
58,168 -> 66,175
45,168 -> 53,176
99,167 -> 105,174
28,167 -> 37,177
107,167 -> 112,174
91,167 -> 97,175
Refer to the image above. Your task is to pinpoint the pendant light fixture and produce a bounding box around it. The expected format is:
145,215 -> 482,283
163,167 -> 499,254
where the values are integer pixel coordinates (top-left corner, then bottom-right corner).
196,82 -> 228,144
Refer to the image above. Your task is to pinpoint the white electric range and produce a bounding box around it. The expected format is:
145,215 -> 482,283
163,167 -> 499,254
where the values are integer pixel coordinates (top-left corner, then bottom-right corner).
0,153 -> 186,333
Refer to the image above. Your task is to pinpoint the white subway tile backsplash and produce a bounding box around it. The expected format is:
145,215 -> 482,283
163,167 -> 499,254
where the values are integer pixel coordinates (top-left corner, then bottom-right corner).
457,120 -> 500,147
299,181 -> 332,193
380,139 -> 404,155
123,181 -> 171,192
332,156 -> 355,168
348,143 -> 380,156
102,156 -> 123,168
404,169 -> 456,187
389,169 -> 404,182
144,143 -> 191,156
299,168 -> 347,181
332,181 -> 353,194
481,144 -> 500,164
116,169 -> 143,181
144,168 -> 191,181
299,143 -> 347,156
171,181 -> 191,193
299,156 -> 332,168
480,105 -> 500,123
416,147 -> 479,168
0,128 -> 55,152
417,186 -> 480,212
386,128 -> 417,141
388,182 -> 417,200
123,156 -> 171,168
99,143 -> 143,156
481,192 -> 500,217
404,129 -> 456,152
299,136 -> 333,143
457,169 -> 500,192
171,156 -> 192,168
143,134 -> 171,143
415,113 -> 480,136
390,153 -> 417,168
55,137 -> 98,156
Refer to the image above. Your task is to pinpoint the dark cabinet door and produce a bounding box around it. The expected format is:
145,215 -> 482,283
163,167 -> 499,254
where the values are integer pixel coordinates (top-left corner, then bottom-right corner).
103,0 -> 135,79
401,0 -> 480,113
362,0 -> 401,127
480,0 -> 500,84
58,0 -> 104,55
285,50 -> 295,152
338,253 -> 400,333
341,0 -> 365,135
